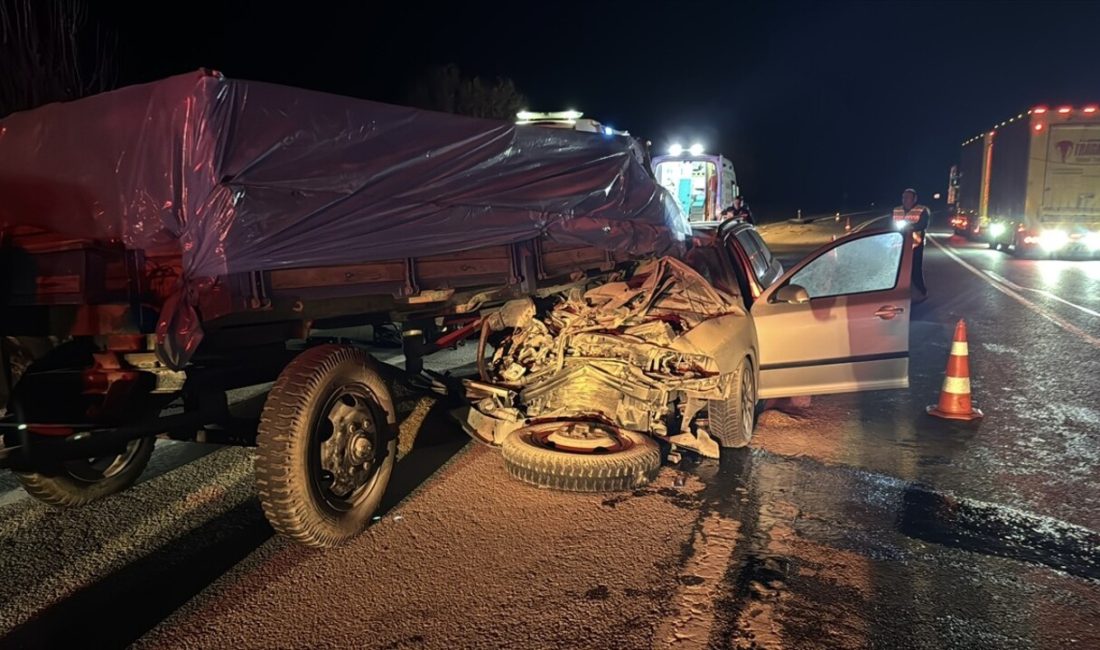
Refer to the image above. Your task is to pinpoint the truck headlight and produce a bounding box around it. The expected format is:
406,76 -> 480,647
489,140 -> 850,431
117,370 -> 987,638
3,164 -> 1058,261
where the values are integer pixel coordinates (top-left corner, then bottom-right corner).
989,222 -> 1006,238
1038,229 -> 1069,251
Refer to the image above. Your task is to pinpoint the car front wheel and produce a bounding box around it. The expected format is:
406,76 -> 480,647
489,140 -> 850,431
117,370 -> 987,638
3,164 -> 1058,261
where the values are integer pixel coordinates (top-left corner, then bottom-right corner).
706,357 -> 756,448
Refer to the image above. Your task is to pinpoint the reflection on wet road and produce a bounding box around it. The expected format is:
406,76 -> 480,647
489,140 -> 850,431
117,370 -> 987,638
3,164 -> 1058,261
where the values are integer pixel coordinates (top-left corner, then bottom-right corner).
675,448 -> 1100,649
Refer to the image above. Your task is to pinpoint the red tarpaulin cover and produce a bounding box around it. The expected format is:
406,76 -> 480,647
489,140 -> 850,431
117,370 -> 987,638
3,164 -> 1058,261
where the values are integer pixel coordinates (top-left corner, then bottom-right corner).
0,70 -> 687,365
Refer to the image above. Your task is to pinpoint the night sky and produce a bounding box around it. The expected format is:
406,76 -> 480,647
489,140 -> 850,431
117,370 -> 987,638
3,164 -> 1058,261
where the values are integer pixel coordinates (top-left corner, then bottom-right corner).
89,0 -> 1100,217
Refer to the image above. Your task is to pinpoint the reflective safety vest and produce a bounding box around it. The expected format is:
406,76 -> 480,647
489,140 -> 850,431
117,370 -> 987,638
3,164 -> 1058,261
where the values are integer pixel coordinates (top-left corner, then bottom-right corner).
893,205 -> 927,247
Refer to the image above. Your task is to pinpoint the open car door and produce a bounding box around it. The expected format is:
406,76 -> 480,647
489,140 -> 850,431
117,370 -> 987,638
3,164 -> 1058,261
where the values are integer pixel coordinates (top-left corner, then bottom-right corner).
750,229 -> 914,399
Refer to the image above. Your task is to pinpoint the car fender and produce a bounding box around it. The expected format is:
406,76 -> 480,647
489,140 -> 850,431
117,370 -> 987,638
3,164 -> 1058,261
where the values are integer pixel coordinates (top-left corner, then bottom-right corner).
669,312 -> 757,378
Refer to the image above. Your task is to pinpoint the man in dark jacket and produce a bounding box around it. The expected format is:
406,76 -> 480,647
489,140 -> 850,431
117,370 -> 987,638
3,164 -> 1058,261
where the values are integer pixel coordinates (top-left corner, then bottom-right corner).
892,188 -> 930,301
730,195 -> 754,225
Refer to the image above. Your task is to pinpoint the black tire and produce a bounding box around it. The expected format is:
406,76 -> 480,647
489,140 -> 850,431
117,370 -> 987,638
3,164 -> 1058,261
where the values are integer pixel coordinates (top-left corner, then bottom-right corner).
501,423 -> 660,492
255,345 -> 396,548
16,437 -> 155,507
706,357 -> 756,448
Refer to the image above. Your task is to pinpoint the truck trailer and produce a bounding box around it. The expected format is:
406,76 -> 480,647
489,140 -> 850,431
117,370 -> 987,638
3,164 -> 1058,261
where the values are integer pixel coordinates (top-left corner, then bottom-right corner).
0,70 -> 689,548
953,106 -> 1100,257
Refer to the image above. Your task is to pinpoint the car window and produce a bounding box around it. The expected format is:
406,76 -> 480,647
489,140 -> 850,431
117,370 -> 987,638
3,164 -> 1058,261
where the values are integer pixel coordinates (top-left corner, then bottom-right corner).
746,231 -> 777,281
788,232 -> 904,299
733,230 -> 770,283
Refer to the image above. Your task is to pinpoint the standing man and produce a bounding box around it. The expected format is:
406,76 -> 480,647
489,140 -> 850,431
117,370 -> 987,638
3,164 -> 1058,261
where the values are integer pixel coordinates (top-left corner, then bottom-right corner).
730,195 -> 755,225
893,188 -> 930,301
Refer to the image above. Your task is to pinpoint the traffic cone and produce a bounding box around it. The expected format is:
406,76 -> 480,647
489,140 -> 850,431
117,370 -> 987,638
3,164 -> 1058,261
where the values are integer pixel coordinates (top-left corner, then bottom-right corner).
927,319 -> 983,421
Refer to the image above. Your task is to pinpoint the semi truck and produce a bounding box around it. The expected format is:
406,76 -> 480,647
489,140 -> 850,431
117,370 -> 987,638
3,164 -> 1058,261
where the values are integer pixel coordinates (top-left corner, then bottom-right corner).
952,106 -> 1100,257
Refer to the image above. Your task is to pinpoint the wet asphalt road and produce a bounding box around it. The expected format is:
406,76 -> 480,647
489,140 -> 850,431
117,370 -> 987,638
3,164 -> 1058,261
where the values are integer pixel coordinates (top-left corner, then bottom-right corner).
1,223 -> 1098,649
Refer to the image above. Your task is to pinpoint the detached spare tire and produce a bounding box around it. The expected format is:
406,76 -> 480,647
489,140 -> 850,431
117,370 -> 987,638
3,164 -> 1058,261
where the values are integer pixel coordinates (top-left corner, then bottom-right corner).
501,421 -> 661,492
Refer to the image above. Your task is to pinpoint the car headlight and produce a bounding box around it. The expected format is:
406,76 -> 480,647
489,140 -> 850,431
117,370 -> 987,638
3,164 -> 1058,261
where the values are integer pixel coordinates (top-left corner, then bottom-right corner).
1038,229 -> 1070,251
989,222 -> 1006,238
894,219 -> 907,230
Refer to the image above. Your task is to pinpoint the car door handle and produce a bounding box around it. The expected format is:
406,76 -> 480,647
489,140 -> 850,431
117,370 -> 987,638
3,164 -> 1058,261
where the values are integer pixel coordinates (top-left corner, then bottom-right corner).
874,305 -> 905,320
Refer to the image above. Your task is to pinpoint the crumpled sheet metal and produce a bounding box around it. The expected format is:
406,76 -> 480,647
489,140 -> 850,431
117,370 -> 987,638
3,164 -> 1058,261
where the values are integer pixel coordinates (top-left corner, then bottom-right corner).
484,257 -> 745,436
0,70 -> 689,367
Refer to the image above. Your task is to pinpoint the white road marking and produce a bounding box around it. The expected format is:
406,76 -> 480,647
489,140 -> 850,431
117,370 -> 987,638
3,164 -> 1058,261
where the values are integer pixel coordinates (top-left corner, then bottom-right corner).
930,237 -> 1100,349
982,269 -> 1100,318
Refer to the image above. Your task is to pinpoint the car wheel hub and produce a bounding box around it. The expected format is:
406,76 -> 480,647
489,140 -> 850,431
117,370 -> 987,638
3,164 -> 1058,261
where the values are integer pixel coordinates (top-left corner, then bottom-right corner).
529,420 -> 634,454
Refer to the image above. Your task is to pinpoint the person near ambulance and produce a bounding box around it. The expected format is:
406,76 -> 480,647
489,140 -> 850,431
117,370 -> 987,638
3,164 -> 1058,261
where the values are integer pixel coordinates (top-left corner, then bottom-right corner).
893,188 -> 929,302
721,195 -> 756,225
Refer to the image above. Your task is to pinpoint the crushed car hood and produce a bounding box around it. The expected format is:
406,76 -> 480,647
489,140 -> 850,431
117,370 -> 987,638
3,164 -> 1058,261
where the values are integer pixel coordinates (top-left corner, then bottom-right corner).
464,257 -> 748,449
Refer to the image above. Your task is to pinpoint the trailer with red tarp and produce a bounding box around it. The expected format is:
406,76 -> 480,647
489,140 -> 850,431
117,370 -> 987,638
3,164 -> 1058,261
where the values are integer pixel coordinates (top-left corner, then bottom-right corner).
0,70 -> 687,546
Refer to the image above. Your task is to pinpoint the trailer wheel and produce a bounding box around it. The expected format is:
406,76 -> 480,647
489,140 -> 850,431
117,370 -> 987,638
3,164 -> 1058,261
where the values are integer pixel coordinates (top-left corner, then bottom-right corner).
706,357 -> 756,448
255,345 -> 396,548
16,437 -> 155,507
501,421 -> 661,492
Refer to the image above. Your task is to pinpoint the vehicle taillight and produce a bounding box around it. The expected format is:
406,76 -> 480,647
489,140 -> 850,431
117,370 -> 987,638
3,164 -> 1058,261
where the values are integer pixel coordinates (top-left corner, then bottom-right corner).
1085,106 -> 1098,114
1058,106 -> 1072,114
1032,106 -> 1048,114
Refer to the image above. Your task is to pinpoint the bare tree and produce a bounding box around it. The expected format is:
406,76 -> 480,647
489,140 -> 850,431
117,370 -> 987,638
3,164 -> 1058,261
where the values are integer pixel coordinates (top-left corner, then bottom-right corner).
406,63 -> 527,121
0,0 -> 115,118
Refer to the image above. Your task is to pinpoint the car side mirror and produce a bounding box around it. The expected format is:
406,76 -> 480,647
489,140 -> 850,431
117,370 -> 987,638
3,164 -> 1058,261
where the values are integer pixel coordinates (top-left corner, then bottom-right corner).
775,284 -> 810,304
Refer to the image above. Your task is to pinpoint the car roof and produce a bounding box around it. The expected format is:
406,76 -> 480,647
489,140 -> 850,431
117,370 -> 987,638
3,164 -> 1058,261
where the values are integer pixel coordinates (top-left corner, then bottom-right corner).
690,218 -> 758,244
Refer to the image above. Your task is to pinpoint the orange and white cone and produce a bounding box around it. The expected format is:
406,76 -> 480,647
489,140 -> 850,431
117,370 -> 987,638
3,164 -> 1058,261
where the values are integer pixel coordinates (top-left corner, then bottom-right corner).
926,319 -> 983,421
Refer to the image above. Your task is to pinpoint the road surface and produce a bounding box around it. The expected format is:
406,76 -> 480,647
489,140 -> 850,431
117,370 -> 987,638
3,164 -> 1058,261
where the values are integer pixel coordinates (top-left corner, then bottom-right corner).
1,223 -> 1098,649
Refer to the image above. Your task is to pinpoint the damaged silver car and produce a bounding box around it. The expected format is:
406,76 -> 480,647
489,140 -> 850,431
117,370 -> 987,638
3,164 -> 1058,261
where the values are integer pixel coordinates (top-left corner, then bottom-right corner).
463,256 -> 759,491
461,225 -> 916,493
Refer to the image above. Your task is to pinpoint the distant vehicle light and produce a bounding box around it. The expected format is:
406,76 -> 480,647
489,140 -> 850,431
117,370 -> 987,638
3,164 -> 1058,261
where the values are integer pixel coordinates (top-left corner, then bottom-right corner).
989,222 -> 1006,238
894,218 -> 908,230
688,143 -> 704,156
668,144 -> 684,156
1034,123 -> 1044,131
1038,229 -> 1070,251
1032,107 -> 1048,114
603,126 -> 614,136
1085,106 -> 1099,114
1086,231 -> 1100,251
516,110 -> 534,121
563,110 -> 582,120
1058,106 -> 1072,114
933,192 -> 942,200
